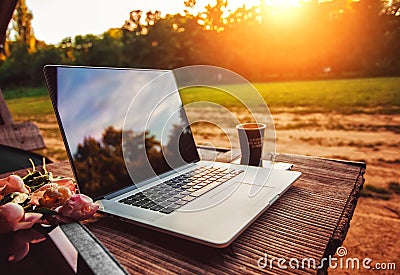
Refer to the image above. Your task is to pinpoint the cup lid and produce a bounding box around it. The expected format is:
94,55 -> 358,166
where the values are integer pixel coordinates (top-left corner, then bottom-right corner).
236,123 -> 267,130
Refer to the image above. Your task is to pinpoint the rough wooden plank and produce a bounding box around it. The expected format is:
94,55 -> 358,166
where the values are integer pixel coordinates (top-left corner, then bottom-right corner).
0,89 -> 13,125
0,160 -> 72,179
323,166 -> 365,260
87,218 -> 231,275
0,122 -> 45,150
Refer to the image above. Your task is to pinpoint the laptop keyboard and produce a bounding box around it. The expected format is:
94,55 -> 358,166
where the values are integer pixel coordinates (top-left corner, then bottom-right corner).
119,166 -> 243,214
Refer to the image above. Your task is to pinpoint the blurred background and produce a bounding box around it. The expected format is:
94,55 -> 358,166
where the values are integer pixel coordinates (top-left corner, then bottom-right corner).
1,1 -> 399,273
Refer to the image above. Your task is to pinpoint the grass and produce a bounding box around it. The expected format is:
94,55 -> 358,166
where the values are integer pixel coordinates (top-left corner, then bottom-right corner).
3,77 -> 400,117
1,86 -> 53,122
1,86 -> 48,100
180,77 -> 400,114
5,95 -> 54,121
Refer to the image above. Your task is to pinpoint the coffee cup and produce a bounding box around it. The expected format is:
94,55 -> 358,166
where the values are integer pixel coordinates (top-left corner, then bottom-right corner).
236,123 -> 266,166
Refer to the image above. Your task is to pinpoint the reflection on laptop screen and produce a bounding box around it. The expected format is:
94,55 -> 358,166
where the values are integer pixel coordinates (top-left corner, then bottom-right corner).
56,67 -> 199,199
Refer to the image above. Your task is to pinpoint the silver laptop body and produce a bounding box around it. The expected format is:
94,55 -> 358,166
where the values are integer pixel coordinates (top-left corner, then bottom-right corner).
44,65 -> 301,248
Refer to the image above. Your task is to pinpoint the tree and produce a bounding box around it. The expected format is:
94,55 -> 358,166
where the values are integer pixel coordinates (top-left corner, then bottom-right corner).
0,0 -> 39,86
12,0 -> 35,52
197,0 -> 228,32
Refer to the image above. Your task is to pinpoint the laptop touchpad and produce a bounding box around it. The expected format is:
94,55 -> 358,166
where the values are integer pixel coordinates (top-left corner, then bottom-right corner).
232,183 -> 276,206
189,182 -> 275,210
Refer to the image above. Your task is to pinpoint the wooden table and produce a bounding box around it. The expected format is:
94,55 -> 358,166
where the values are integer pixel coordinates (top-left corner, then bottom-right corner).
2,150 -> 365,274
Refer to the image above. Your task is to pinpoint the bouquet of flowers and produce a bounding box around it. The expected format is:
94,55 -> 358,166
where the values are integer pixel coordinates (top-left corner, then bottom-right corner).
0,161 -> 99,234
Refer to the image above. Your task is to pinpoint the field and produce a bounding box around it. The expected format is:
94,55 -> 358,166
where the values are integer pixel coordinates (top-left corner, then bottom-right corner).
181,77 -> 400,114
4,77 -> 400,273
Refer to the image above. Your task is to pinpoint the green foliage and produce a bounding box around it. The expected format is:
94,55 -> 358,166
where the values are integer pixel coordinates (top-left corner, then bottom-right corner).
1,86 -> 48,99
0,43 -> 33,86
0,43 -> 62,87
73,127 -> 170,197
32,207 -> 57,218
11,0 -> 34,45
23,170 -> 52,192
1,0 -> 400,89
0,192 -> 26,206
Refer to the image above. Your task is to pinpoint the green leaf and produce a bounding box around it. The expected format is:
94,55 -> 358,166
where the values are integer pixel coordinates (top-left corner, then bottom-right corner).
11,192 -> 29,204
22,171 -> 41,183
24,174 -> 52,192
0,192 -> 29,206
33,207 -> 57,218
0,193 -> 14,205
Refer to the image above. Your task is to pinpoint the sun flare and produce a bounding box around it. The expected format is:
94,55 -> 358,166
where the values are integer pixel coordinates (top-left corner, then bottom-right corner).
264,0 -> 301,8
198,0 -> 302,11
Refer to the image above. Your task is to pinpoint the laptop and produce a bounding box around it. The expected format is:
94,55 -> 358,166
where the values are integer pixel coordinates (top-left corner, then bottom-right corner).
44,65 -> 301,248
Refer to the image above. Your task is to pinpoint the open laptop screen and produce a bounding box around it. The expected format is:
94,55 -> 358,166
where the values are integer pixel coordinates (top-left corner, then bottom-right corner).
46,66 -> 199,199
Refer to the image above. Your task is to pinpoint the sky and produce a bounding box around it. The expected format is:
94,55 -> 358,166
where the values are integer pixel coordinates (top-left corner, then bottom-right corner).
25,0 -> 261,45
58,67 -> 180,154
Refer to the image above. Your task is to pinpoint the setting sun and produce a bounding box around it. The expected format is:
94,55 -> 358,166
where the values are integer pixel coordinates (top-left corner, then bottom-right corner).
264,0 -> 301,8
198,0 -> 302,11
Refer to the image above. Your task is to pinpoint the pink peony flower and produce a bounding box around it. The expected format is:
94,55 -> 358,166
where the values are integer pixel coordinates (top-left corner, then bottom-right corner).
30,183 -> 72,208
0,175 -> 29,196
29,183 -> 54,206
51,177 -> 76,194
0,203 -> 43,234
57,194 -> 99,221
